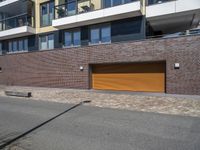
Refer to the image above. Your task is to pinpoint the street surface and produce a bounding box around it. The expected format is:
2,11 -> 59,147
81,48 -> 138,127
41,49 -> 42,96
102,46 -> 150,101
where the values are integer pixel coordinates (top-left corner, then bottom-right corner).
0,96 -> 199,150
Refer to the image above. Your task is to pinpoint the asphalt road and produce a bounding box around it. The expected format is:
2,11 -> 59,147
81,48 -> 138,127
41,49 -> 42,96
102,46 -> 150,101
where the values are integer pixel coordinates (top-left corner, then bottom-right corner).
0,96 -> 200,150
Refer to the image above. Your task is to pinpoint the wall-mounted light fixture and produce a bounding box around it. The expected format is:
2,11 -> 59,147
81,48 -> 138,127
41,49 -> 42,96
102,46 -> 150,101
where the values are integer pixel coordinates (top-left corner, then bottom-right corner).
174,63 -> 180,69
80,66 -> 84,71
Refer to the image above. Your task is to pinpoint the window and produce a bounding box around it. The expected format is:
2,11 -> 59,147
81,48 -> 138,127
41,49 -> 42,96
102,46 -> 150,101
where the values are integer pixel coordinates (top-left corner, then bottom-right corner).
90,24 -> 111,45
90,28 -> 100,44
64,29 -> 81,47
103,0 -> 134,8
40,35 -> 47,50
0,42 -> 2,55
113,0 -> 122,6
24,39 -> 28,50
8,38 -> 28,53
40,1 -> 54,27
73,31 -> 81,46
101,26 -> 111,43
39,34 -> 54,50
9,42 -> 12,52
13,41 -> 17,52
18,40 -> 24,51
124,0 -> 134,3
66,0 -> 76,16
103,0 -> 111,8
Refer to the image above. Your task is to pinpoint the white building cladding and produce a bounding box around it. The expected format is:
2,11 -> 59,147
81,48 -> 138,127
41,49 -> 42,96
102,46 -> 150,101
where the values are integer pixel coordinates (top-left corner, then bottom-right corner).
146,0 -> 200,33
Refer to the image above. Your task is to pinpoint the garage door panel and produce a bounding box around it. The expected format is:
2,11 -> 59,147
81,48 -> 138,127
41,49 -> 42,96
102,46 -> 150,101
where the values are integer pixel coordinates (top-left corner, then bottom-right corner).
92,62 -> 165,93
92,73 -> 165,92
92,63 -> 165,73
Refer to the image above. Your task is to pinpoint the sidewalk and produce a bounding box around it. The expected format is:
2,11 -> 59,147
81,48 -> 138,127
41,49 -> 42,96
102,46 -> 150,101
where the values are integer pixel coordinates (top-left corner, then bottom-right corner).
0,85 -> 200,117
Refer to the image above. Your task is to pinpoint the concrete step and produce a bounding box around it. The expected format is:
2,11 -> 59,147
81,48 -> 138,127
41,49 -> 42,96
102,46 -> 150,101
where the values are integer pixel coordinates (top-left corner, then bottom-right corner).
5,91 -> 31,98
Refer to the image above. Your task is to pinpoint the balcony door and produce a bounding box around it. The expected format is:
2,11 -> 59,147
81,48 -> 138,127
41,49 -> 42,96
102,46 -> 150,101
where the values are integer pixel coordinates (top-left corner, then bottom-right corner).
40,1 -> 54,26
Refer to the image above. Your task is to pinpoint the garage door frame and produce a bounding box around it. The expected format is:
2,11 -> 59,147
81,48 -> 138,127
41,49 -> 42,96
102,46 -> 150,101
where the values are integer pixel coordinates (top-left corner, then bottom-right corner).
89,61 -> 166,93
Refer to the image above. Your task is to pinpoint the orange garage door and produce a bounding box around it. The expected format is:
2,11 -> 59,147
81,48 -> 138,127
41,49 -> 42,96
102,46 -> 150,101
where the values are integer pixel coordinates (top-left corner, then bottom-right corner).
92,62 -> 165,92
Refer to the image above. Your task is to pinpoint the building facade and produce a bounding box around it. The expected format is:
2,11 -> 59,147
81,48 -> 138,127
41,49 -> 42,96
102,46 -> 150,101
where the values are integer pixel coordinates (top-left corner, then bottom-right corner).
0,0 -> 200,95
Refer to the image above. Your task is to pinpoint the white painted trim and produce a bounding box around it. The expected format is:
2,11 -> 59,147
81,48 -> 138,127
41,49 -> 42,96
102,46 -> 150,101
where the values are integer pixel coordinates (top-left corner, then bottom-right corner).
0,26 -> 36,40
7,50 -> 28,54
0,0 -> 19,8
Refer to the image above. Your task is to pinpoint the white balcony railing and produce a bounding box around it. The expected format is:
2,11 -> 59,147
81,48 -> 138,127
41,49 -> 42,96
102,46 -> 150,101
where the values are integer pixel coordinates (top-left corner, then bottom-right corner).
53,0 -> 142,29
146,0 -> 200,18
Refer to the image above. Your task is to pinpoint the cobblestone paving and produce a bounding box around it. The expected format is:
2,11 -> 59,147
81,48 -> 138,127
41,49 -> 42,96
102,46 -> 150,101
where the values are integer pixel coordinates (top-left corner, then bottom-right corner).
0,85 -> 200,117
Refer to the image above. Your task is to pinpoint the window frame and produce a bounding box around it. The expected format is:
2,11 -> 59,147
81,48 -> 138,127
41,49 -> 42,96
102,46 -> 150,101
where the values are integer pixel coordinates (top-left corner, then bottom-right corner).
7,38 -> 28,53
40,1 -> 55,27
89,24 -> 111,45
39,33 -> 55,50
63,28 -> 81,48
0,42 -> 2,55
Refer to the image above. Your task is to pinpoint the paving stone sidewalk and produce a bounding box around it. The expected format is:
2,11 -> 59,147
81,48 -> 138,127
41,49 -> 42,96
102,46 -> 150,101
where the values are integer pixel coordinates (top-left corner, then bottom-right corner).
0,85 -> 200,117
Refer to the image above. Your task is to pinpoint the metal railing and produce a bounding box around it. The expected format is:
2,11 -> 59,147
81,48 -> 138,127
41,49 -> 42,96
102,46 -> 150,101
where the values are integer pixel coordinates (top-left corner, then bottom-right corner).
0,13 -> 34,31
54,0 -> 139,19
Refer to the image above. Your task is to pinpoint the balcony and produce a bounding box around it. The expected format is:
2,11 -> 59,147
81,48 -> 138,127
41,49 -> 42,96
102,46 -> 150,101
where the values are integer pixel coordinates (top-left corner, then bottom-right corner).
0,0 -> 23,8
52,0 -> 142,29
0,14 -> 35,40
146,0 -> 200,33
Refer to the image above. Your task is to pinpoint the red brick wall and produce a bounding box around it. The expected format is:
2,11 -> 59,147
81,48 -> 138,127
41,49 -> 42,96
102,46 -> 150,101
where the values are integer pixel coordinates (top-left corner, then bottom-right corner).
0,35 -> 199,95
0,49 -> 89,89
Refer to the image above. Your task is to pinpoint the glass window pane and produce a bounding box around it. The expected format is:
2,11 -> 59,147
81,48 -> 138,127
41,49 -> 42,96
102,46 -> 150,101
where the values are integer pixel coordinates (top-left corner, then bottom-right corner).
18,40 -> 23,51
49,2 -> 54,23
0,43 -> 2,55
113,0 -> 122,6
41,4 -> 48,26
42,14 -> 49,26
40,36 -> 47,50
42,4 -> 48,15
64,32 -> 72,47
91,28 -> 100,44
101,26 -> 111,43
41,1 -> 54,26
48,34 -> 54,49
67,1 -> 76,16
124,0 -> 134,3
73,31 -> 80,46
24,39 -> 28,51
9,41 -> 12,52
13,41 -> 17,52
103,0 -> 111,8
0,43 -> 1,50
49,2 -> 54,13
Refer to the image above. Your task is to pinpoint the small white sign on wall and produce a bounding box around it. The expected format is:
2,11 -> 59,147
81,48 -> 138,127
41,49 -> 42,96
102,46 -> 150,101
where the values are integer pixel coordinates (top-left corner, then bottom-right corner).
174,63 -> 180,69
80,66 -> 84,71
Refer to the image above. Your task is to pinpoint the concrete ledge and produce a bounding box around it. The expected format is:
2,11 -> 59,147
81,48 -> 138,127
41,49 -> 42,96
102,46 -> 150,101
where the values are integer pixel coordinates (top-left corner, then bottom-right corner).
5,91 -> 31,98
